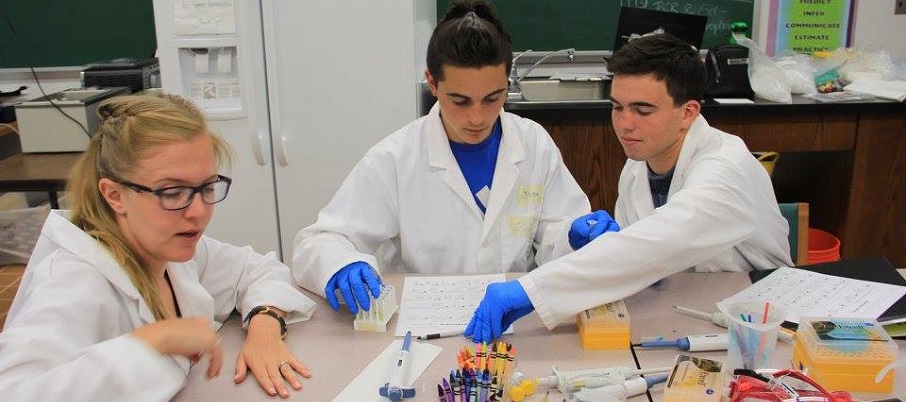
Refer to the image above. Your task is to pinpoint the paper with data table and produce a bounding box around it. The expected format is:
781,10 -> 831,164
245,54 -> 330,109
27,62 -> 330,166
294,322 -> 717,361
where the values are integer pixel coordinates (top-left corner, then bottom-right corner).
395,274 -> 509,337
718,267 -> 906,324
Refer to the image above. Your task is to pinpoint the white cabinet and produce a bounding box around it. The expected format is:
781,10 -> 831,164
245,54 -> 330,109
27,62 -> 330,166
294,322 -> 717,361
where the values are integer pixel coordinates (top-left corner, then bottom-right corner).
154,0 -> 435,261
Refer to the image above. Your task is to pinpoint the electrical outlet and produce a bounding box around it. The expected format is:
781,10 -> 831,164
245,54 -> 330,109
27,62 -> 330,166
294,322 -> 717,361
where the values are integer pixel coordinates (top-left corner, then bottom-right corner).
897,0 -> 906,15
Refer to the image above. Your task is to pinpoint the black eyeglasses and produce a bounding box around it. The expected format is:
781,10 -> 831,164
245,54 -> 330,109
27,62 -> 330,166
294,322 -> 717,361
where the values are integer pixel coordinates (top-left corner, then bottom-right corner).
114,175 -> 232,211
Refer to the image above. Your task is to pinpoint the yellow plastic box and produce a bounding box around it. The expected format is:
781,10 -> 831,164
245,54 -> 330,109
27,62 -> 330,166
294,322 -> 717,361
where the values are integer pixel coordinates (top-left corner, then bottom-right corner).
576,299 -> 630,350
792,317 -> 897,393
663,354 -> 724,402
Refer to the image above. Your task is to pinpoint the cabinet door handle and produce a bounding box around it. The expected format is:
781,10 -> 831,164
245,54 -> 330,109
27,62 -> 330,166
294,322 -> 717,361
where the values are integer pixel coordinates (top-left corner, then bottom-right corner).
261,0 -> 290,167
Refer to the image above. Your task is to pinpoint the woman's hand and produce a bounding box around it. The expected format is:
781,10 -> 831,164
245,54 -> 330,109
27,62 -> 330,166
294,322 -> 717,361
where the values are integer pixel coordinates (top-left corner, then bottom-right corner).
234,312 -> 311,398
130,317 -> 223,379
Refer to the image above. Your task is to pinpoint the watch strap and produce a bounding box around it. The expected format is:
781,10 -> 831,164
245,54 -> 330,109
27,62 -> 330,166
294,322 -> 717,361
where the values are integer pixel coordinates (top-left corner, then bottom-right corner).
244,305 -> 287,339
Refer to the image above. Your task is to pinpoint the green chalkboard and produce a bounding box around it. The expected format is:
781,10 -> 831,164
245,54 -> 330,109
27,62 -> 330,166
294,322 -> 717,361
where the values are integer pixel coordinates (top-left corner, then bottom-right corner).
0,0 -> 156,68
436,0 -> 754,51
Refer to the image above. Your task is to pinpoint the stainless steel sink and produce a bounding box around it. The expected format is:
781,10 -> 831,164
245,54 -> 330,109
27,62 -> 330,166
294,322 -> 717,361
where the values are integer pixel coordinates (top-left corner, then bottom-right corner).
517,78 -> 609,101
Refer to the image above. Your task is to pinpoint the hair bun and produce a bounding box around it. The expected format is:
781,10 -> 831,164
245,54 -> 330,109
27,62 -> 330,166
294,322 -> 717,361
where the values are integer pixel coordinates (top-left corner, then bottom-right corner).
441,1 -> 498,24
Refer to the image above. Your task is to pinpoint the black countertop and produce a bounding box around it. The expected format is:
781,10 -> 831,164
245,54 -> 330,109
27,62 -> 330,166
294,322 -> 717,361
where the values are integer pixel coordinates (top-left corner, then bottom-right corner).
504,95 -> 906,113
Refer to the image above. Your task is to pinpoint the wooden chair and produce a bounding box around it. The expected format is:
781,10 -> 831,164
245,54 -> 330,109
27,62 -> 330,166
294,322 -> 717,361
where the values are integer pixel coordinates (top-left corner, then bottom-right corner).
778,202 -> 809,266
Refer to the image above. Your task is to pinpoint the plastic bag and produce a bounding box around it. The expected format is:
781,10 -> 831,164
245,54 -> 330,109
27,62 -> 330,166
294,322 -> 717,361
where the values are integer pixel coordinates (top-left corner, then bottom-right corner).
774,52 -> 817,94
822,45 -> 894,83
736,37 -> 792,103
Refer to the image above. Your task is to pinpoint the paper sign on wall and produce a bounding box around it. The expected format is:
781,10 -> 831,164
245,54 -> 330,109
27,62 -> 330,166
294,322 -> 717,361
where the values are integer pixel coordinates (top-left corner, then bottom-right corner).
175,0 -> 236,35
769,0 -> 853,55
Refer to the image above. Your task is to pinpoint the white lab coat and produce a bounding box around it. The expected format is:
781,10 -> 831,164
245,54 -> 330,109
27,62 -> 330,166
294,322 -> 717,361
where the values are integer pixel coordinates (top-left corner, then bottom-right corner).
0,210 -> 316,402
521,115 -> 793,328
293,103 -> 590,297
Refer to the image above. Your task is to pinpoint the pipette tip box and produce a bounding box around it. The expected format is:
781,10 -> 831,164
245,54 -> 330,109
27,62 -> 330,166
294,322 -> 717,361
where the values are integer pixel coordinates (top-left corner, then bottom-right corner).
353,285 -> 398,332
792,316 -> 897,393
576,299 -> 631,349
663,354 -> 724,402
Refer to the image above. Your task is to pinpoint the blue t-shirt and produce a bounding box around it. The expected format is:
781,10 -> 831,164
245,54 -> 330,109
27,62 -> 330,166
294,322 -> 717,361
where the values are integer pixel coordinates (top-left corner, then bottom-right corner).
647,165 -> 675,209
449,119 -> 503,214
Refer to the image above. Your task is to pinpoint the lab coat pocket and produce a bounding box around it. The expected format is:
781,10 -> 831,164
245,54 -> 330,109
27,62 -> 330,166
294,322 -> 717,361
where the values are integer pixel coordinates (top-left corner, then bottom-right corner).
502,213 -> 538,270
507,214 -> 539,238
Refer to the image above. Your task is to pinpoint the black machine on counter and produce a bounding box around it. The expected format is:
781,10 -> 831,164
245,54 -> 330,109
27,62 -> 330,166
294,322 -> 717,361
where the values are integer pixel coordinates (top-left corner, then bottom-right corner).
80,58 -> 160,94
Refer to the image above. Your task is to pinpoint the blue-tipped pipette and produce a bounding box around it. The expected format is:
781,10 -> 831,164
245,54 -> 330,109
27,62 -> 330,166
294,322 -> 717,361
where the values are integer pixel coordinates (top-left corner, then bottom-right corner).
379,331 -> 416,401
634,333 -> 728,351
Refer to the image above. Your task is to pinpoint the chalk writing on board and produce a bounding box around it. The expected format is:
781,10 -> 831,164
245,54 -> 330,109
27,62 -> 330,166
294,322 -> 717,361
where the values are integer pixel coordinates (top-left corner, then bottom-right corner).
621,0 -> 755,43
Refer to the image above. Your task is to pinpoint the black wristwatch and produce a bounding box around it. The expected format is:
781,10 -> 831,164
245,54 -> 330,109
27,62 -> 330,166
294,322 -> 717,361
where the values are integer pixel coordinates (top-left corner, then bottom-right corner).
244,305 -> 287,339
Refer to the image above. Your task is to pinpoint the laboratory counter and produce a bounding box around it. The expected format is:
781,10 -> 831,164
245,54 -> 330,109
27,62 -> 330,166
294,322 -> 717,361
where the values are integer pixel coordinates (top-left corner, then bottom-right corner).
504,96 -> 906,267
171,272 -> 906,401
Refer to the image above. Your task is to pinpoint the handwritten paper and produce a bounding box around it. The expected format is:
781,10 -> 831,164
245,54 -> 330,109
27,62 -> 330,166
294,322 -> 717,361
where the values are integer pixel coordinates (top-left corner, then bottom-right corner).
718,267 -> 906,324
395,275 -> 507,337
175,0 -> 236,35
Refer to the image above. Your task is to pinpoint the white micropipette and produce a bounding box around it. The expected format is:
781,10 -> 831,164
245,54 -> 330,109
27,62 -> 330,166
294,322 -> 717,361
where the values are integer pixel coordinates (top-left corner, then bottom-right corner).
537,365 -> 672,394
634,333 -> 729,351
569,373 -> 669,401
673,305 -> 794,342
378,331 -> 415,401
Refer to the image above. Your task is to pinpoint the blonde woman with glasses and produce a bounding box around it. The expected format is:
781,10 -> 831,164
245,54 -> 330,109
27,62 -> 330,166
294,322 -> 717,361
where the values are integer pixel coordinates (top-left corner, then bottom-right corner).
0,94 -> 315,400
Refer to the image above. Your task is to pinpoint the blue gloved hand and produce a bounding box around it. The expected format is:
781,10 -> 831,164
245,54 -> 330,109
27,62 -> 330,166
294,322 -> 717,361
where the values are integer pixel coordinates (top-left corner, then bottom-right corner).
324,261 -> 382,315
464,280 -> 535,344
568,209 -> 620,250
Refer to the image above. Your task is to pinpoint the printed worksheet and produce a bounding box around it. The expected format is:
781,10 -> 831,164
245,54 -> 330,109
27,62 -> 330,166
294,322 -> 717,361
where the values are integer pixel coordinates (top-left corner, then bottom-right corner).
394,274 -> 508,337
718,267 -> 906,323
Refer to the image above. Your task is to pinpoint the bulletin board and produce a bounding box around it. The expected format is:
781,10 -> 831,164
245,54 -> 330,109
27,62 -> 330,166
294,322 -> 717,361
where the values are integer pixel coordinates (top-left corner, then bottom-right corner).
0,0 -> 156,68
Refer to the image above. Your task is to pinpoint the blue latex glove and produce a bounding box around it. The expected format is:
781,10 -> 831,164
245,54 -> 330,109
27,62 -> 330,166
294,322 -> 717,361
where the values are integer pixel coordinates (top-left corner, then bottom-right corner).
464,280 -> 535,343
324,262 -> 382,315
568,209 -> 620,250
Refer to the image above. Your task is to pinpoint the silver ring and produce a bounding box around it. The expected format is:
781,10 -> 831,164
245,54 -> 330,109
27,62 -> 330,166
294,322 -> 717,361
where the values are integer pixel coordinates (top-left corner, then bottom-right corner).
278,360 -> 290,370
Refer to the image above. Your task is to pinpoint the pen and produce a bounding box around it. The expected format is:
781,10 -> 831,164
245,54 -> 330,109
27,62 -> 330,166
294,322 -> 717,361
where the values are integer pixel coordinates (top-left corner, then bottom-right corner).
417,330 -> 465,340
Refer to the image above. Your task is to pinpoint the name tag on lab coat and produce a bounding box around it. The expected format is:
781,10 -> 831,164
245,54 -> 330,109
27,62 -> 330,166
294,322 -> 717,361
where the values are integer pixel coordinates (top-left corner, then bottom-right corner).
516,185 -> 544,208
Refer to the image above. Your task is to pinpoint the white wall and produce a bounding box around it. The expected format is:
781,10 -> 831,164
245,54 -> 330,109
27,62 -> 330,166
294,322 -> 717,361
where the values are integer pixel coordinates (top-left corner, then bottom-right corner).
851,0 -> 906,58
754,0 -> 906,58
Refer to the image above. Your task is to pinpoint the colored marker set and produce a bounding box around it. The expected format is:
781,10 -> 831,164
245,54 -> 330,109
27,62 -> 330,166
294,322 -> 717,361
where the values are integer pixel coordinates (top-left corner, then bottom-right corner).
435,342 -> 517,402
